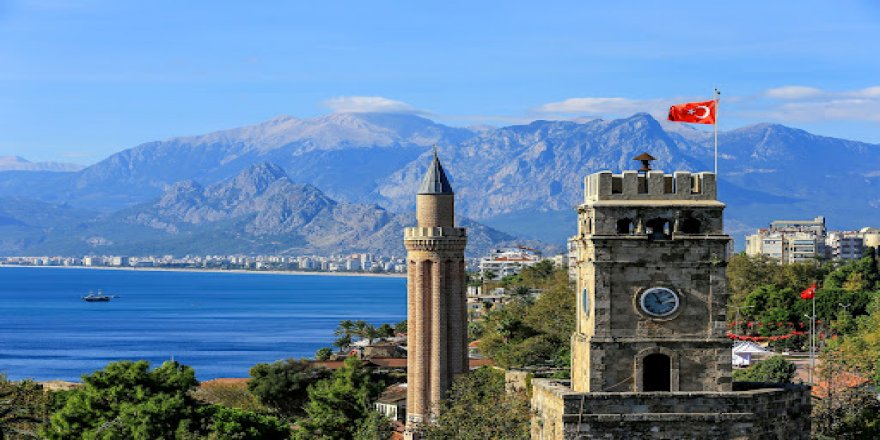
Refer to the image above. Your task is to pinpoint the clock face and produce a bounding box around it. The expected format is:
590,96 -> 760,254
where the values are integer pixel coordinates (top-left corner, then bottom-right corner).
639,287 -> 680,317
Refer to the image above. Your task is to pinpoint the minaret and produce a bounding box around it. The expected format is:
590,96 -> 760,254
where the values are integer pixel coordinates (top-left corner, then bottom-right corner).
404,148 -> 468,439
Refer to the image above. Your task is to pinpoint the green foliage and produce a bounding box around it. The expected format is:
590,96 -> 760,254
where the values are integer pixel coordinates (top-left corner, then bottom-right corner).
351,410 -> 392,440
248,359 -> 331,420
0,375 -> 49,439
314,348 -> 334,361
392,320 -> 407,335
293,357 -> 383,440
478,265 -> 575,369
830,295 -> 880,381
812,387 -> 880,440
45,360 -> 287,440
732,355 -> 796,383
726,253 -> 828,317
191,381 -> 266,413
203,405 -> 289,440
45,360 -> 201,439
425,367 -> 530,440
825,250 -> 879,292
377,323 -> 394,338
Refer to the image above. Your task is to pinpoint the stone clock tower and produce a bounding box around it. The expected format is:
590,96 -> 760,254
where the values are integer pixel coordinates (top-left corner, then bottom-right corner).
531,160 -> 811,440
570,168 -> 731,393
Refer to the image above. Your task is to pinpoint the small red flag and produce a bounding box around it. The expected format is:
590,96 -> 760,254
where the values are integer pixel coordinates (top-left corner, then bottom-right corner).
800,283 -> 817,300
667,100 -> 716,125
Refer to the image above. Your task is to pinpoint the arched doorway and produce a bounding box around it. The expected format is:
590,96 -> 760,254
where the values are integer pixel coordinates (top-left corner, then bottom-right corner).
642,353 -> 671,391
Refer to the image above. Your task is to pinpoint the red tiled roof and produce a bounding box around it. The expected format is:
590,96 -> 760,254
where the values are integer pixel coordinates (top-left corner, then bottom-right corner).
308,357 -> 493,370
201,378 -> 249,386
812,371 -> 870,399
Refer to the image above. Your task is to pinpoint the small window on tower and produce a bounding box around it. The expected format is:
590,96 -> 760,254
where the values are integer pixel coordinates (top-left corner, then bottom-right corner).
645,218 -> 671,240
681,218 -> 701,234
617,218 -> 634,234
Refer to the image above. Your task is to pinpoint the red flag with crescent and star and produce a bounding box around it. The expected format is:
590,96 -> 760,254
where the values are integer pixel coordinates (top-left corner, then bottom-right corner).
667,100 -> 716,125
800,283 -> 817,300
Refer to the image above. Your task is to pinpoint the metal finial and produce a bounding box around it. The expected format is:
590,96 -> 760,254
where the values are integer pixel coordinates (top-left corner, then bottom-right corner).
633,152 -> 656,173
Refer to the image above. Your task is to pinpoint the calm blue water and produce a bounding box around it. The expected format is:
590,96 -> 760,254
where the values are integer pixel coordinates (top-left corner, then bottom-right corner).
0,267 -> 406,381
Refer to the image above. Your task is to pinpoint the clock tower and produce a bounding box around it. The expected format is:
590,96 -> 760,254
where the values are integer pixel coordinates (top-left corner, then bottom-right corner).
570,165 -> 732,393
531,159 -> 811,440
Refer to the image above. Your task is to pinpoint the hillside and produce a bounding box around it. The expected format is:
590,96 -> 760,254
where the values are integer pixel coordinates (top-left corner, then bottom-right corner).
0,163 -> 526,257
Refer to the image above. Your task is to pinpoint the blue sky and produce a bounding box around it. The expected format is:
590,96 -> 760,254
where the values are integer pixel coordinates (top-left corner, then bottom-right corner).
2,0 -> 880,164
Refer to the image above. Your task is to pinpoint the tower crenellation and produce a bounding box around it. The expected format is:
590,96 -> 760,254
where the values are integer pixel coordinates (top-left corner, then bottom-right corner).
585,170 -> 717,202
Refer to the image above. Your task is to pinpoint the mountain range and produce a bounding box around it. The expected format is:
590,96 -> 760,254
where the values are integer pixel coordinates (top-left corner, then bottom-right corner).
0,112 -> 877,255
0,156 -> 85,172
0,163 -> 525,257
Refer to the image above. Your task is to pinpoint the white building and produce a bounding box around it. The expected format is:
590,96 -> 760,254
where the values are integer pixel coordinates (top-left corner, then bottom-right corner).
478,247 -> 542,280
826,231 -> 866,260
745,216 -> 826,264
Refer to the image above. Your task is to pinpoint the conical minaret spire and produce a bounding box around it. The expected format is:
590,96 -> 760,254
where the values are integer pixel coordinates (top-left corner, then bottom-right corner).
418,146 -> 454,195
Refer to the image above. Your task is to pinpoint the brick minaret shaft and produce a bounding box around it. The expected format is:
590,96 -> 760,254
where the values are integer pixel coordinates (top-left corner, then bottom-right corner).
404,150 -> 467,438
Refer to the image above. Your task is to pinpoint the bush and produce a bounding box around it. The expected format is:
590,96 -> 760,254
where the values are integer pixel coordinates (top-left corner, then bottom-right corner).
732,355 -> 796,383
248,359 -> 331,420
425,367 -> 530,440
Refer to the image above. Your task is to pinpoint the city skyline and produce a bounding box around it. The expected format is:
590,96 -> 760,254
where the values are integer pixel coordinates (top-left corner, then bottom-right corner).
2,1 -> 880,164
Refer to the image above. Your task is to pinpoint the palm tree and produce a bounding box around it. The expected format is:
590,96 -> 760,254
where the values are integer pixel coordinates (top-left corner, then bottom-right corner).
352,320 -> 370,343
335,320 -> 356,340
333,334 -> 353,353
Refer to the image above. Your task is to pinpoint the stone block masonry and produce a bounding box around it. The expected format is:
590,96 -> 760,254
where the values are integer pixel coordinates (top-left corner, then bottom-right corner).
531,380 -> 811,440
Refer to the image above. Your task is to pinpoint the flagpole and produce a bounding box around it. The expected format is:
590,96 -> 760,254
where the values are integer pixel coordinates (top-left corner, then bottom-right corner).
810,293 -> 816,385
713,88 -> 720,176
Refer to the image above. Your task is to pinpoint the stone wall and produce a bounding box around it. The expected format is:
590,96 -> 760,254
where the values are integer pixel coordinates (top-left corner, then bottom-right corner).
531,379 -> 811,440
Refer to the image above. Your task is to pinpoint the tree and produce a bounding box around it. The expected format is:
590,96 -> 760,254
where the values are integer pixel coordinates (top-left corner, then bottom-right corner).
825,251 -> 879,292
377,323 -> 395,339
204,405 -> 290,440
832,295 -> 880,381
392,320 -> 407,335
192,380 -> 266,412
334,334 -> 353,352
352,410 -> 392,440
46,360 -> 201,439
0,375 -> 48,440
732,355 -> 796,383
813,387 -> 880,440
248,359 -> 331,420
46,360 -> 286,439
293,356 -> 383,440
314,347 -> 334,361
478,264 -> 575,369
425,367 -> 530,440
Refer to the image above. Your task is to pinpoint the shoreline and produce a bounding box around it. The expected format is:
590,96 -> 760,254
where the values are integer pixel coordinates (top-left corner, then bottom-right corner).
0,264 -> 406,279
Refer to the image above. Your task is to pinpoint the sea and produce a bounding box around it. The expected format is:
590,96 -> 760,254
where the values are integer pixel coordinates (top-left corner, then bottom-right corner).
0,266 -> 406,381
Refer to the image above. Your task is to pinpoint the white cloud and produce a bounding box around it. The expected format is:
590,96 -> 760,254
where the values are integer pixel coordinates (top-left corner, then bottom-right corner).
755,85 -> 880,123
323,96 -> 421,114
535,97 -> 676,118
764,86 -> 823,100
849,86 -> 880,98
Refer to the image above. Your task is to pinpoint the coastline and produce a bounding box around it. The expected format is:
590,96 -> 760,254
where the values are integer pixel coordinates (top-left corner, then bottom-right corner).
0,264 -> 406,279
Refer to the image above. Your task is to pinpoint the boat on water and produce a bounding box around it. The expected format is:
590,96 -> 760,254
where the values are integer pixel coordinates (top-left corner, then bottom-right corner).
82,290 -> 113,302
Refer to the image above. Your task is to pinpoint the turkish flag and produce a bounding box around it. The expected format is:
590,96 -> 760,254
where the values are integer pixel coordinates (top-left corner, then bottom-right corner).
800,283 -> 817,300
667,100 -> 716,125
